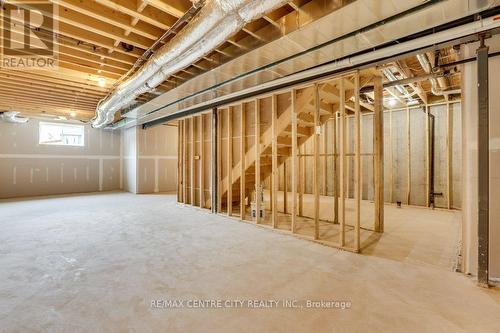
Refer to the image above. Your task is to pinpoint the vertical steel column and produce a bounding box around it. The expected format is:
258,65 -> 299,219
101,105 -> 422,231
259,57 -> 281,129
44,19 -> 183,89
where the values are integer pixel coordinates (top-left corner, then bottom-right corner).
477,38 -> 489,287
211,108 -> 218,214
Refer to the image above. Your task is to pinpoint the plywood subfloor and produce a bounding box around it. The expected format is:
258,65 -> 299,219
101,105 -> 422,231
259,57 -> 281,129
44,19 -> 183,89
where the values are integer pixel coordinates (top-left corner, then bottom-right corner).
0,192 -> 499,332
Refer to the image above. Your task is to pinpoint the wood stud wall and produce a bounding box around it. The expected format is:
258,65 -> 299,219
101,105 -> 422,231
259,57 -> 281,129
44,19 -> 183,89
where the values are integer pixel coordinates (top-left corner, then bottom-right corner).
176,70 -> 460,253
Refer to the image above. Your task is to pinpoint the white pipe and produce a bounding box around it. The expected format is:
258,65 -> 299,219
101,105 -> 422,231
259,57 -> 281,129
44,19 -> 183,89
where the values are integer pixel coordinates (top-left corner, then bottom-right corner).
91,0 -> 289,128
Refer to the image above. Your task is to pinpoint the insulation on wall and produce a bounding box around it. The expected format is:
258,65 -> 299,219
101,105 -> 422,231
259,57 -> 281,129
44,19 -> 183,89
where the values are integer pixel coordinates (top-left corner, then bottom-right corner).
409,107 -> 427,206
286,103 -> 462,209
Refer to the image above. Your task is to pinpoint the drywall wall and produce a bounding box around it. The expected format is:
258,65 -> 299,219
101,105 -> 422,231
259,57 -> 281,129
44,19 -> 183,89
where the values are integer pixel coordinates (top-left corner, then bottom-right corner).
461,35 -> 500,280
137,124 -> 178,194
121,124 -> 178,194
0,119 -> 121,199
122,126 -> 137,194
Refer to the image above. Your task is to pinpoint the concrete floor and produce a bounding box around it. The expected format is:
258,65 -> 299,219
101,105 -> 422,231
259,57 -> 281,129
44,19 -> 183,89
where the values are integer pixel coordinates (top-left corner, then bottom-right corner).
0,192 -> 499,332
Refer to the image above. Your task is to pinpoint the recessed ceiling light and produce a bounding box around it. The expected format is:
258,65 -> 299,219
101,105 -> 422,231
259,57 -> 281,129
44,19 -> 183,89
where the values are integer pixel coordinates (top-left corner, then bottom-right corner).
70,111 -> 77,118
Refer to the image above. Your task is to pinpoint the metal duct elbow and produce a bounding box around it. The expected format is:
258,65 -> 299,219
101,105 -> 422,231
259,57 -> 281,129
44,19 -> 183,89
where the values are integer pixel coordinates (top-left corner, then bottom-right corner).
91,0 -> 289,128
0,111 -> 29,124
416,53 -> 461,96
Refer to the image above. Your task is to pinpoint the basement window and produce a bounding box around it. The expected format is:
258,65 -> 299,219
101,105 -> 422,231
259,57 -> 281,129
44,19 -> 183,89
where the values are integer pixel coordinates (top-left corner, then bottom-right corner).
39,122 -> 85,147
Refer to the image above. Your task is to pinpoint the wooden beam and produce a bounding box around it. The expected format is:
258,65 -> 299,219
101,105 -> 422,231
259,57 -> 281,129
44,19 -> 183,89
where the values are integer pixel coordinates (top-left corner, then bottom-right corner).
291,89 -> 298,232
240,103 -> 246,220
52,0 -> 163,40
272,95 -> 278,228
313,84 -> 320,240
143,0 -> 187,18
374,75 -> 384,233
255,100 -> 261,224
227,108 -> 233,216
95,0 -> 176,31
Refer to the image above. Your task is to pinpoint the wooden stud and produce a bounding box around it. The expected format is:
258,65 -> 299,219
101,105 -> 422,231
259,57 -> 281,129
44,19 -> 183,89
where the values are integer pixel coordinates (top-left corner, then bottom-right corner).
313,84 -> 320,240
240,103 -> 246,220
374,74 -> 384,233
271,95 -> 278,228
298,143 -> 306,216
183,118 -> 188,205
191,117 -> 195,206
425,105 -> 430,207
211,109 -> 218,213
332,111 -> 338,224
217,110 -> 222,213
291,89 -> 298,232
354,73 -> 361,251
406,107 -> 411,205
389,109 -> 394,203
339,79 -> 346,246
283,160 -> 288,215
447,102 -> 453,210
200,115 -> 205,208
323,123 -> 328,196
360,112 -> 364,203
283,159 -> 288,214
255,99 -> 261,224
178,120 -> 182,203
227,108 -> 233,216
346,116 -> 351,199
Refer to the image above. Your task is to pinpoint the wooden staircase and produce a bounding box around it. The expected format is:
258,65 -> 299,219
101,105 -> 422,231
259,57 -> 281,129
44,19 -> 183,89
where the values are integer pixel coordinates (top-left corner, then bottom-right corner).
219,77 -> 363,210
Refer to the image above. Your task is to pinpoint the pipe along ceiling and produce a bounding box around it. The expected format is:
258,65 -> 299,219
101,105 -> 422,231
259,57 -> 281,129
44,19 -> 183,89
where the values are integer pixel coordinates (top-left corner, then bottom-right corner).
91,0 -> 290,128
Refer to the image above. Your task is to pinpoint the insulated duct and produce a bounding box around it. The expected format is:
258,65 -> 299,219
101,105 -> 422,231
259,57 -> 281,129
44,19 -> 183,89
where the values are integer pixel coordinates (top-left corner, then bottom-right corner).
0,111 -> 29,124
416,53 -> 461,96
382,67 -> 418,102
91,0 -> 290,128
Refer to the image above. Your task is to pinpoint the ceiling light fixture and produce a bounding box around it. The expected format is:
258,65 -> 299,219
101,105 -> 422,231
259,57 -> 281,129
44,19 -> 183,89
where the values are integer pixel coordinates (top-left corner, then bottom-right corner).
387,98 -> 397,107
98,77 -> 106,87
